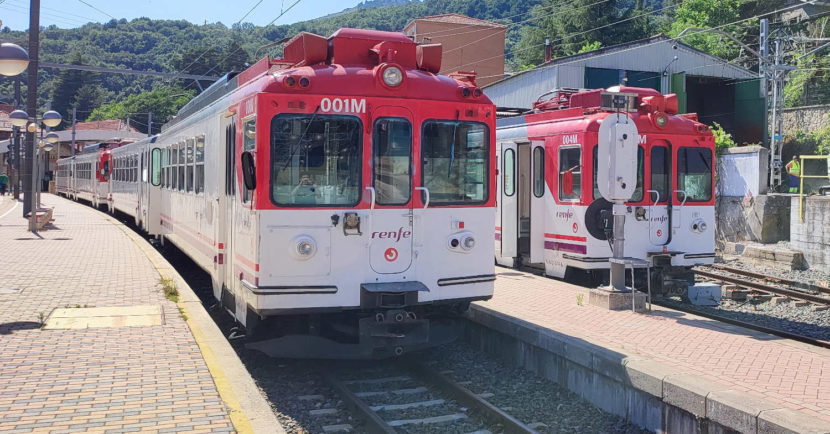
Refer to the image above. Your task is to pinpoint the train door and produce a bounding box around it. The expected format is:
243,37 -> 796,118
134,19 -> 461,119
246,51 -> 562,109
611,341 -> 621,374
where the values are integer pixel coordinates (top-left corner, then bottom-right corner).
499,142 -> 518,261
369,107 -> 413,274
529,141 -> 546,263
648,142 -> 670,245
147,146 -> 163,235
217,114 -> 237,300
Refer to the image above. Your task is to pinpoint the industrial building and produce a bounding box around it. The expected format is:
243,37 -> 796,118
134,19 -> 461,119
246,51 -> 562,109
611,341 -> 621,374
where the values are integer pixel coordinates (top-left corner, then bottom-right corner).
404,13 -> 506,87
485,35 -> 766,144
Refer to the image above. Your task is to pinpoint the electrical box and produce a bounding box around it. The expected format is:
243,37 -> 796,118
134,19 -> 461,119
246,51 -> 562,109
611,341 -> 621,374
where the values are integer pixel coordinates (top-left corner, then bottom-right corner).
597,113 -> 639,202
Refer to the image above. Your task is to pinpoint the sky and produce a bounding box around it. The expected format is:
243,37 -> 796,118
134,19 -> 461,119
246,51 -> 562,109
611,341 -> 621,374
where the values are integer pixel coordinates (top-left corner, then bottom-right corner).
0,0 -> 368,31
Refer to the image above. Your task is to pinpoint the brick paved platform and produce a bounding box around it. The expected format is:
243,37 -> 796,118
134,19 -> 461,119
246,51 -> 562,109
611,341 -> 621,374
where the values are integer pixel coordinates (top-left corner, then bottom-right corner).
0,195 -> 237,433
468,268 -> 830,433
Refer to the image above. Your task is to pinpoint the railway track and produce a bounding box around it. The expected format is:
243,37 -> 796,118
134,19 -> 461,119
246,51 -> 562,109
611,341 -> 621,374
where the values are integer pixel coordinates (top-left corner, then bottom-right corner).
322,360 -> 537,434
694,265 -> 830,306
652,298 -> 830,349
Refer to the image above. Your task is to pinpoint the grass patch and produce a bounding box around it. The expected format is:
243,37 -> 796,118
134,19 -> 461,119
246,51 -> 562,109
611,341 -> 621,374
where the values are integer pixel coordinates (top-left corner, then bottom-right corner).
159,277 -> 179,303
177,306 -> 188,321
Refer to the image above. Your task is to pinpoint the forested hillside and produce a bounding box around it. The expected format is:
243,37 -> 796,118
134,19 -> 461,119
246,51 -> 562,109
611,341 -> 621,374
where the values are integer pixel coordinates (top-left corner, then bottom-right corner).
0,0 -> 822,133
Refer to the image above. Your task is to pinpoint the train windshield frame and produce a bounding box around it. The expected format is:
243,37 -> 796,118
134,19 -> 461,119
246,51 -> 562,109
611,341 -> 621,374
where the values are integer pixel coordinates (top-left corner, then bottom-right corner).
270,113 -> 363,207
420,120 -> 489,206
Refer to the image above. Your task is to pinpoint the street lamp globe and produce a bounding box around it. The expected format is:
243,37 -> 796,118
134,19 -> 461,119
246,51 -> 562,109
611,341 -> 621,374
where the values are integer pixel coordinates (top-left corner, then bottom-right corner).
9,109 -> 29,127
41,143 -> 53,152
27,122 -> 37,133
42,110 -> 62,127
45,132 -> 59,144
0,42 -> 29,77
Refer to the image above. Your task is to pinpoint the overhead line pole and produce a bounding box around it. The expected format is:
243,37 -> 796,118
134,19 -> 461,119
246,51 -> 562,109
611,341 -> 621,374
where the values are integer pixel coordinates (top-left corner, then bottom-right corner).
23,0 -> 40,221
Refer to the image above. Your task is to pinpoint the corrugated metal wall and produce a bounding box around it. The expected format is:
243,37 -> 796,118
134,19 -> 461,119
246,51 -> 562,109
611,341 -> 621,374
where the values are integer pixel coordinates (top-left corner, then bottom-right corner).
485,38 -> 755,109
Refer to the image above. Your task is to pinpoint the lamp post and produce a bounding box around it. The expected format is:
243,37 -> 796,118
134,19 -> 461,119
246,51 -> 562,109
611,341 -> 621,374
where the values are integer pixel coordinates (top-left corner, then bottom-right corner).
0,42 -> 29,200
9,109 -> 62,232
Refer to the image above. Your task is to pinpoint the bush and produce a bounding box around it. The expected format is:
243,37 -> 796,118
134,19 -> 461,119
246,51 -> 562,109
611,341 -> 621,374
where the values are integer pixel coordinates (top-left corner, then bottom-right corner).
710,122 -> 737,154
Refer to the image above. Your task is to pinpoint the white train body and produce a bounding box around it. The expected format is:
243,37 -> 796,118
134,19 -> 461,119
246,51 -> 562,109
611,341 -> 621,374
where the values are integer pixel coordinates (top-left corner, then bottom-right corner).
56,29 -> 496,358
494,87 -> 715,287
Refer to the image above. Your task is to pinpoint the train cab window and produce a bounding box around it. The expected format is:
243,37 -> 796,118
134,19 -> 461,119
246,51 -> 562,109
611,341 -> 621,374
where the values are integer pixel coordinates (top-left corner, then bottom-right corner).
421,120 -> 489,205
592,145 -> 644,202
195,135 -> 205,194
503,148 -> 515,196
650,145 -> 669,202
186,138 -> 195,192
533,146 -> 544,198
677,147 -> 713,202
559,147 -> 581,201
373,118 -> 411,205
271,114 -> 362,206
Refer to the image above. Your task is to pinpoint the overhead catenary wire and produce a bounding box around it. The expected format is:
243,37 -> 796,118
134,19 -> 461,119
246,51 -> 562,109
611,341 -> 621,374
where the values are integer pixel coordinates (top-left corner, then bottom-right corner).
75,0 -> 115,20
459,1 -> 812,80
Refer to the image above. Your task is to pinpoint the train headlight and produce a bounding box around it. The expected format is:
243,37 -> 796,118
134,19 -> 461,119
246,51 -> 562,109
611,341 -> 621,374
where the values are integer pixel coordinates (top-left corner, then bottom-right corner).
654,112 -> 668,128
382,66 -> 403,87
462,235 -> 476,250
292,236 -> 317,259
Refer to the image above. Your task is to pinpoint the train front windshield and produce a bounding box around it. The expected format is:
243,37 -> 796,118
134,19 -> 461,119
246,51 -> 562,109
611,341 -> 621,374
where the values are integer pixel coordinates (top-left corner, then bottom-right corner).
270,114 -> 363,206
421,121 -> 489,204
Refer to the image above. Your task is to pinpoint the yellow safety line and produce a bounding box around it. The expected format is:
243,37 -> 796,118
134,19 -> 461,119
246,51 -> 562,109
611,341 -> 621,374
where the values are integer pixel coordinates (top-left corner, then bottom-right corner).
110,219 -> 254,434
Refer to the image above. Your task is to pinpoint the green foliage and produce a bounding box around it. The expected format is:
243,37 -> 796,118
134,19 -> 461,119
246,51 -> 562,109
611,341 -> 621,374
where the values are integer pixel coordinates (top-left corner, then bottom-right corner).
88,87 -> 196,134
710,122 -> 736,154
786,120 -> 830,156
574,41 -> 602,55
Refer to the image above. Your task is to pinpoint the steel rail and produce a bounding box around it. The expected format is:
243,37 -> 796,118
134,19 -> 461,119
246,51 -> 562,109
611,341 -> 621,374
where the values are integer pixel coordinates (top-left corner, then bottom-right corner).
653,300 -> 830,349
709,264 -> 830,296
403,361 -> 538,434
694,268 -> 830,306
321,371 -> 398,434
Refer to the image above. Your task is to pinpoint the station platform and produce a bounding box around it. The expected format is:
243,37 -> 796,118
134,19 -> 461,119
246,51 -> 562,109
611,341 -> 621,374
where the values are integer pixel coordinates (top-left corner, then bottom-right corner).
467,268 -> 830,433
0,195 -> 279,433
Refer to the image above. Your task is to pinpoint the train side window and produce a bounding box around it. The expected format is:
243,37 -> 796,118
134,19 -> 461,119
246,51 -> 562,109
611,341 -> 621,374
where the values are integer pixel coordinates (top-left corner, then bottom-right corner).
677,147 -> 713,202
171,144 -> 179,190
225,123 -> 236,196
373,117 -> 412,205
650,145 -> 669,202
558,147 -> 581,201
533,146 -> 544,198
186,138 -> 195,193
177,142 -> 185,192
195,135 -> 205,194
151,149 -> 161,186
503,148 -> 515,196
242,118 -> 256,203
166,147 -> 172,189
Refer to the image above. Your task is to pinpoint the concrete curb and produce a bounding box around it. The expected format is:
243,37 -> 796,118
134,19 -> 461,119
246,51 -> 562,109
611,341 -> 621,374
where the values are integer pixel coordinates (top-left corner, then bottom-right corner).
465,303 -> 830,433
111,217 -> 283,434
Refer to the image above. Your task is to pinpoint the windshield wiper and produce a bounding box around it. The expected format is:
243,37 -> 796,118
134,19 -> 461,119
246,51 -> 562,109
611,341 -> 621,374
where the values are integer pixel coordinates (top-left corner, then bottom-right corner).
447,122 -> 458,177
281,106 -> 321,171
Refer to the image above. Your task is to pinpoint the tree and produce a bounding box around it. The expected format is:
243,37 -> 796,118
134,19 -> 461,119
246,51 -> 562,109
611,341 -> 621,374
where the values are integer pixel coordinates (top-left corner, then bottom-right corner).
49,52 -> 101,128
667,0 -> 754,61
87,87 -> 196,134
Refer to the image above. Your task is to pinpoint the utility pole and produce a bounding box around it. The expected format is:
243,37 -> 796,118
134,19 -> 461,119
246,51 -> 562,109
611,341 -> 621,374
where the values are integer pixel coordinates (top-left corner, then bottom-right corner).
147,112 -> 152,137
71,107 -> 76,157
12,76 -> 21,199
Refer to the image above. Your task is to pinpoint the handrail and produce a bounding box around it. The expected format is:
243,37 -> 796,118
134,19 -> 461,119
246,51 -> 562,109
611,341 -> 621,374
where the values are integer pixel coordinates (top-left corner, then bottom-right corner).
415,187 -> 429,209
647,189 -> 660,207
365,186 -> 376,211
798,155 -> 830,222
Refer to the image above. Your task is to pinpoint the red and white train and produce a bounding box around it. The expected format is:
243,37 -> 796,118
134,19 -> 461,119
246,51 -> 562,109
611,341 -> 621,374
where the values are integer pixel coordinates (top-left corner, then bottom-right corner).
57,28 -> 496,358
495,86 -> 715,290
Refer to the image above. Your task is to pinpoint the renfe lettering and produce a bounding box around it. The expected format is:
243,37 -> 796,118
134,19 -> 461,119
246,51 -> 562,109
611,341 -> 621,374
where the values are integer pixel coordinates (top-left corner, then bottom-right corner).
320,97 -> 366,114
372,227 -> 412,242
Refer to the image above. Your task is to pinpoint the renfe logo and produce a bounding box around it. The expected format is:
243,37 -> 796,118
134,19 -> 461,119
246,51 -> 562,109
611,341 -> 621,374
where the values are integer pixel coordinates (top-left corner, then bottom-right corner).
372,228 -> 412,242
556,209 -> 575,221
320,97 -> 366,114
384,248 -> 398,262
